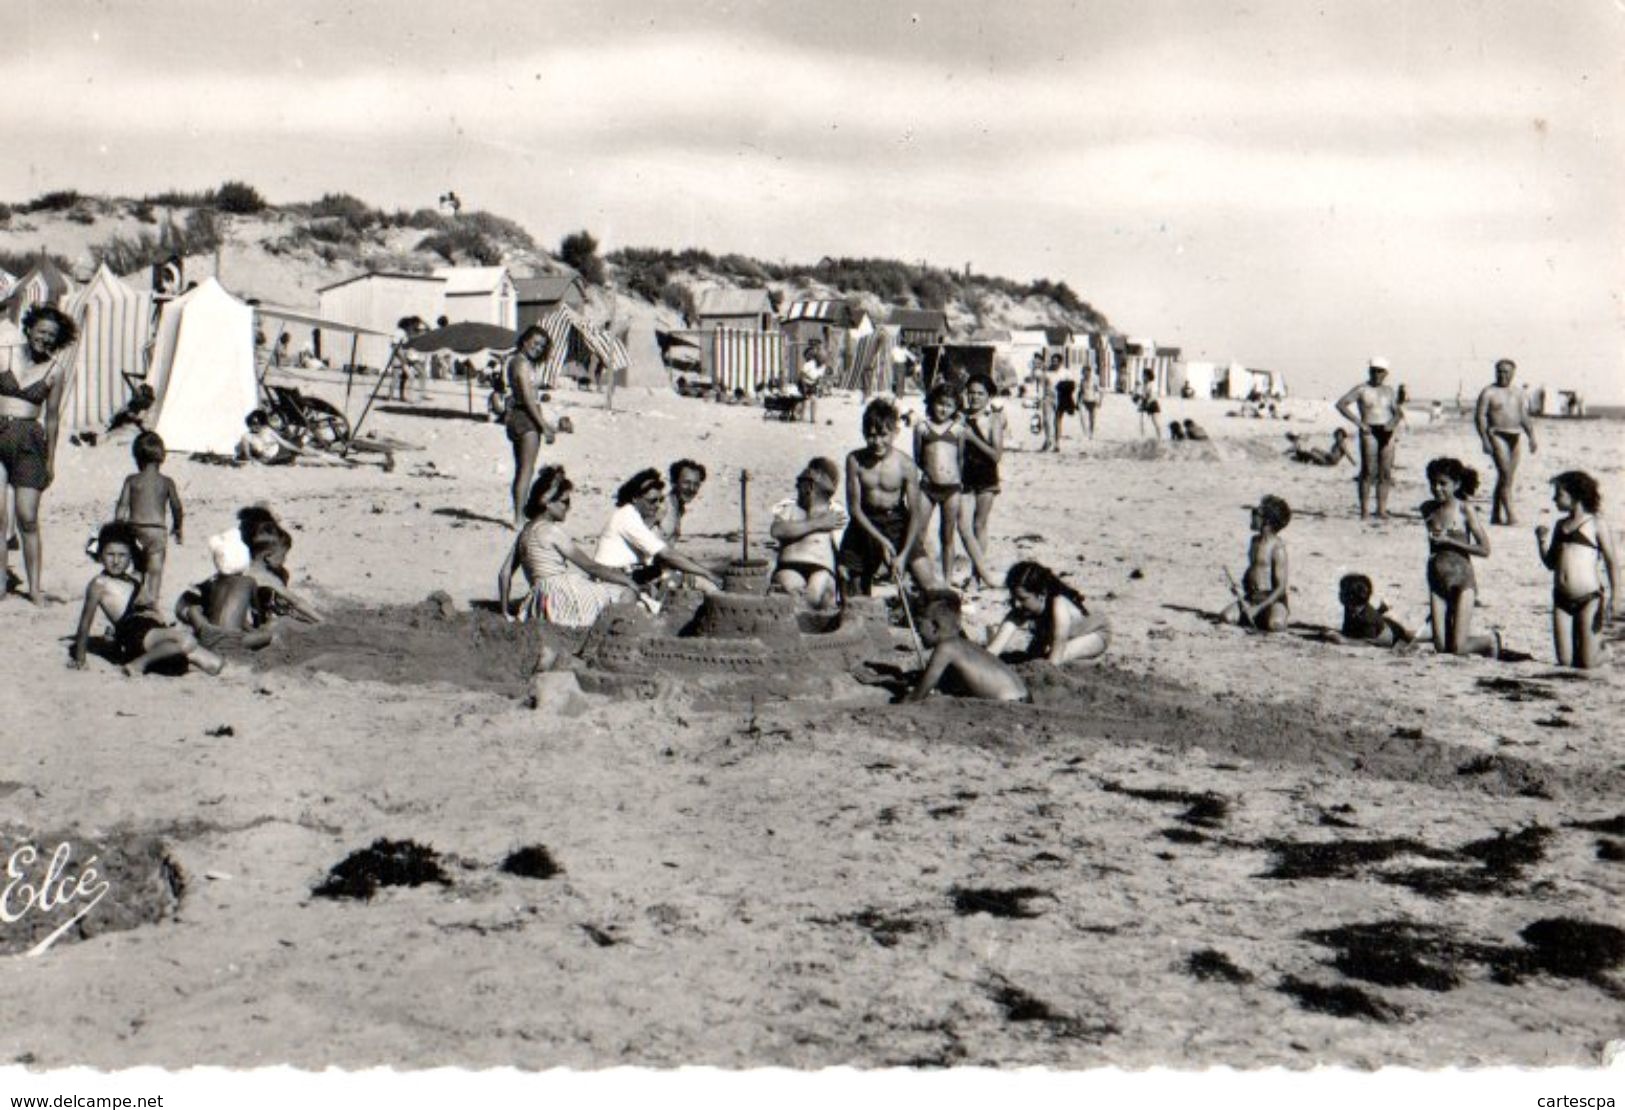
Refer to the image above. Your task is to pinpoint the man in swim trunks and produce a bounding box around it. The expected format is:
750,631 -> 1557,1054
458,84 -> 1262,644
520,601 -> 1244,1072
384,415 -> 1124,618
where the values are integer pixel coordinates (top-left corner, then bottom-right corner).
1335,357 -> 1406,520
1474,358 -> 1538,526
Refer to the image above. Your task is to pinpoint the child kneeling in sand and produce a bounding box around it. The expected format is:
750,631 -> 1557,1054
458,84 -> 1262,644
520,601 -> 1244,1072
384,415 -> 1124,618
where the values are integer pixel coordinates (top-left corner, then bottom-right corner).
769,457 -> 847,609
1222,495 -> 1291,631
1422,457 -> 1499,658
71,522 -> 224,677
906,591 -> 1029,702
987,560 -> 1111,663
1331,573 -> 1414,648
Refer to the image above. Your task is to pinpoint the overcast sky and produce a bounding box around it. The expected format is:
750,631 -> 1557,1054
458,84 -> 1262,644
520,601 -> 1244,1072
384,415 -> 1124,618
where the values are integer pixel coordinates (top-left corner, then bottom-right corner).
6,0 -> 1621,399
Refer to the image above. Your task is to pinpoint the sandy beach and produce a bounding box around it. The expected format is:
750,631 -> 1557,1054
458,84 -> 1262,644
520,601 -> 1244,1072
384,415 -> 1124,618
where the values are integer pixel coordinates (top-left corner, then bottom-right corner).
1,373 -> 1619,1068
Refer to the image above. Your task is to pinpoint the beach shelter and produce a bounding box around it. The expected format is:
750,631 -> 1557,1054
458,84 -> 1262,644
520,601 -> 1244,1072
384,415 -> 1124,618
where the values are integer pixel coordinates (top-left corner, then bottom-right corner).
146,278 -> 259,454
2,258 -> 76,321
63,264 -> 153,434
0,267 -> 14,302
534,303 -> 629,388
711,327 -> 784,397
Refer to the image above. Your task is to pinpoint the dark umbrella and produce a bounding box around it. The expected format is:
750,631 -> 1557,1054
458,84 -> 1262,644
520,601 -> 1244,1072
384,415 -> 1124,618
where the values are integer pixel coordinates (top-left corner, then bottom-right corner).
404,323 -> 518,415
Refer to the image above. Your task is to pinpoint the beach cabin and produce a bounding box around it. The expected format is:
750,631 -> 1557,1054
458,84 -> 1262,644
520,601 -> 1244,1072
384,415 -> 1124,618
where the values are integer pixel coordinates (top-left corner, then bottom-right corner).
434,266 -> 518,329
889,307 -> 950,348
317,271 -> 447,371
515,275 -> 587,330
695,288 -> 776,332
1173,360 -> 1219,399
781,299 -> 862,381
63,264 -> 153,435
2,258 -> 76,321
0,267 -> 14,302
1219,362 -> 1284,401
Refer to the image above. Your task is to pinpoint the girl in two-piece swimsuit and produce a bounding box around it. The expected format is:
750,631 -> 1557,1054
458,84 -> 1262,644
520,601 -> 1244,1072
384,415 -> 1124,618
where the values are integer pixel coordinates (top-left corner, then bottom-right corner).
1422,457 -> 1499,659
913,384 -> 994,587
1536,470 -> 1618,669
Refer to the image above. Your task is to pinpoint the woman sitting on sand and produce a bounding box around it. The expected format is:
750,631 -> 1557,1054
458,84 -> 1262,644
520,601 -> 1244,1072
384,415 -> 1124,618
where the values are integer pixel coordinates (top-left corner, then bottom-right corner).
592,468 -> 724,593
498,466 -> 643,626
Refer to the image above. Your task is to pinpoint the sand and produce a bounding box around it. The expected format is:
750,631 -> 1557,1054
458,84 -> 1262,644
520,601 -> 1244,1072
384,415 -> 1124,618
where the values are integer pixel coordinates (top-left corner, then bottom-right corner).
1,375 -> 1621,1068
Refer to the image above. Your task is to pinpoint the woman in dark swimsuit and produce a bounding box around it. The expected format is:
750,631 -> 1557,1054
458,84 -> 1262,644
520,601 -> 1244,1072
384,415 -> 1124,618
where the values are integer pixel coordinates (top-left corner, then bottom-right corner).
504,325 -> 559,530
1,306 -> 78,604
1536,470 -> 1618,669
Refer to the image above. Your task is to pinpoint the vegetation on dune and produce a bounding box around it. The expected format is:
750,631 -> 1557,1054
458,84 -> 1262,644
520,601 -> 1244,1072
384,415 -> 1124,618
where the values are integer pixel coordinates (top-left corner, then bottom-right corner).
559,230 -> 606,286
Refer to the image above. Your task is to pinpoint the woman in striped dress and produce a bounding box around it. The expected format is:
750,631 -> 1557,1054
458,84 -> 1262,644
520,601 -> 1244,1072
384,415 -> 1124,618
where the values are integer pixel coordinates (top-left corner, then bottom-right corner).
498,466 -> 639,627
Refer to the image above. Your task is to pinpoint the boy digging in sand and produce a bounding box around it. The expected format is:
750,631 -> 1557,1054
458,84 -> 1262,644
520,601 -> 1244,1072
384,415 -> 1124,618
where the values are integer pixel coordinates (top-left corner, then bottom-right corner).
838,398 -> 937,597
1223,495 -> 1291,631
905,591 -> 1029,703
114,431 -> 183,607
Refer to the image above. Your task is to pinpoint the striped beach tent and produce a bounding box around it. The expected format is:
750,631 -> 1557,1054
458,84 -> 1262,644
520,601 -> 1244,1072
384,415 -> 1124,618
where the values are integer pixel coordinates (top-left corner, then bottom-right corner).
2,258 -> 76,321
843,327 -> 898,393
64,264 -> 153,433
0,268 -> 14,302
534,304 -> 628,387
712,327 -> 784,397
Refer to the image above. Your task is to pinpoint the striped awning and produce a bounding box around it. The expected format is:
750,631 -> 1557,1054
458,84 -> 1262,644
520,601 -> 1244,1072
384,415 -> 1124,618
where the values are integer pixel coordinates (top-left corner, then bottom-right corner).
535,304 -> 629,386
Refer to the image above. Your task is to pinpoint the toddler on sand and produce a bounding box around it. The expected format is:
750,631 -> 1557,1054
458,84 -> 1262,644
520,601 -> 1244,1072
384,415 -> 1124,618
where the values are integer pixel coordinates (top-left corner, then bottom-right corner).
1222,495 -> 1291,631
114,431 -> 182,607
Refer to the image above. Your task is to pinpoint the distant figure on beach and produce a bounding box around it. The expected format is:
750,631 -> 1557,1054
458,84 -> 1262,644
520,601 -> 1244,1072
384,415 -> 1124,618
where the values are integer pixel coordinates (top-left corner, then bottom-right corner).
987,560 -> 1110,663
769,457 -> 847,610
1474,359 -> 1538,525
1285,428 -> 1353,467
504,325 -> 560,530
1422,457 -> 1500,658
1182,418 -> 1209,441
1052,355 -> 1076,446
1077,364 -> 1101,438
71,522 -> 224,677
913,383 -> 993,588
906,591 -> 1029,702
1335,357 -> 1405,519
114,431 -> 183,607
1330,573 -> 1414,648
1535,471 -> 1617,669
798,342 -> 828,425
1031,354 -> 1057,452
1222,495 -> 1290,631
1136,369 -> 1161,440
838,398 -> 935,597
498,465 -> 640,626
958,374 -> 1005,560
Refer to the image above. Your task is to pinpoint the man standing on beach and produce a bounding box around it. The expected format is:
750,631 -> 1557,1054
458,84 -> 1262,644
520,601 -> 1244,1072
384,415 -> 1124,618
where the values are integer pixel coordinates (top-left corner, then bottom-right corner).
1335,358 -> 1406,520
1474,358 -> 1537,525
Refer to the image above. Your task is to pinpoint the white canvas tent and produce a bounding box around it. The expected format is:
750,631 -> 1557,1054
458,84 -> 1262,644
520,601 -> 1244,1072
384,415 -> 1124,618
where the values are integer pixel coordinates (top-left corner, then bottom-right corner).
147,278 -> 259,453
64,264 -> 153,434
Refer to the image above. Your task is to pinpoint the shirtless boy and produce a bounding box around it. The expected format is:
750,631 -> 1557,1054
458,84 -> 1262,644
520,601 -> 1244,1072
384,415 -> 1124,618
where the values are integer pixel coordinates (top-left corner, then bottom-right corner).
1335,358 -> 1405,519
114,431 -> 183,607
837,398 -> 937,596
1222,494 -> 1290,631
1474,358 -> 1538,525
905,591 -> 1029,703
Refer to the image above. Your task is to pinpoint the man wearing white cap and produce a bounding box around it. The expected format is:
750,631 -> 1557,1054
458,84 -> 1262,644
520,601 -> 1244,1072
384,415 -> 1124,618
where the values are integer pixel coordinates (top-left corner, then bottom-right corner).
1335,358 -> 1406,519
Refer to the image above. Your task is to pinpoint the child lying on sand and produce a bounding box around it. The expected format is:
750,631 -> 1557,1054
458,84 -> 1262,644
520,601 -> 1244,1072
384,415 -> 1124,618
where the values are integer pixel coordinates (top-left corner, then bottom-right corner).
906,591 -> 1029,702
1327,573 -> 1415,649
71,522 -> 224,677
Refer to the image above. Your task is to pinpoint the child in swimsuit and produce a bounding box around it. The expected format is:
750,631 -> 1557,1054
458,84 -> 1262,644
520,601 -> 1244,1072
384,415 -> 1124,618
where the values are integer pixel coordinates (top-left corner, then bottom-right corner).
958,373 -> 1005,559
1332,573 -> 1414,649
838,398 -> 936,597
907,590 -> 1029,702
913,384 -> 994,588
770,457 -> 847,610
1223,495 -> 1291,631
70,522 -> 224,677
1422,457 -> 1499,658
987,560 -> 1111,663
1535,470 -> 1617,669
114,431 -> 183,608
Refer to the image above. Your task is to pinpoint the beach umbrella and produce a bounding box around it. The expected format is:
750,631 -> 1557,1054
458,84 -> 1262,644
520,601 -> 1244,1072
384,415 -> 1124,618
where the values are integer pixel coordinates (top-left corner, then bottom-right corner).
404,323 -> 518,414
405,322 -> 517,358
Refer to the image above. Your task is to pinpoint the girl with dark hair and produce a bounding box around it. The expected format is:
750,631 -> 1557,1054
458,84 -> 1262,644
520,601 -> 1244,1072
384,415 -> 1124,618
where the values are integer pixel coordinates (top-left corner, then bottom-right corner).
1,304 -> 80,603
498,466 -> 642,626
1422,457 -> 1499,658
1536,470 -> 1617,668
986,560 -> 1111,663
504,325 -> 560,529
958,373 -> 1005,559
593,469 -> 722,591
